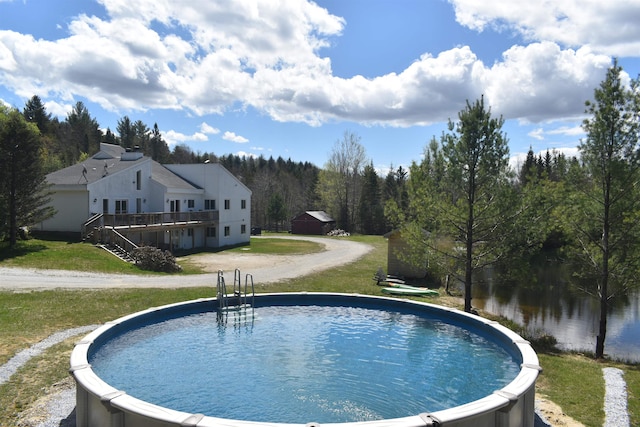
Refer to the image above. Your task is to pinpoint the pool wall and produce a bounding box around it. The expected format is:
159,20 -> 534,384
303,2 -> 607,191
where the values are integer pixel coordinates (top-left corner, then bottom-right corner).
70,293 -> 541,427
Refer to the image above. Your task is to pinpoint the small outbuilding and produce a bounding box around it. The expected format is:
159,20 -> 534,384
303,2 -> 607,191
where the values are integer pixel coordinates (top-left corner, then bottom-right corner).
384,229 -> 428,279
291,211 -> 336,235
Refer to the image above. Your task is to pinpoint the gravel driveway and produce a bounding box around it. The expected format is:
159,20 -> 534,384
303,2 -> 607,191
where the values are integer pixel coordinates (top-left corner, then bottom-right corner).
0,236 -> 373,290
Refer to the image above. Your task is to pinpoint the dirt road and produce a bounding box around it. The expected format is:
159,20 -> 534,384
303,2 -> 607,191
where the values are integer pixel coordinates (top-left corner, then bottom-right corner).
0,236 -> 373,290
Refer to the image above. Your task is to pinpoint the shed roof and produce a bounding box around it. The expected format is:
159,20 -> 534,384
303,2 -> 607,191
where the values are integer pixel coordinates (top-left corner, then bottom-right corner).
299,210 -> 335,223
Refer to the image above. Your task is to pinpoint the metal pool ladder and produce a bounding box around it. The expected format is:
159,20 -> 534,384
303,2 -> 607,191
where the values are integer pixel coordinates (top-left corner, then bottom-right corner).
216,269 -> 255,311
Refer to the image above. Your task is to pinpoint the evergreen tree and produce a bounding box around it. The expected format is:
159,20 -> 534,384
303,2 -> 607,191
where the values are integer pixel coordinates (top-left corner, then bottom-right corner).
358,163 -> 384,234
133,120 -> 150,152
150,123 -> 171,163
267,192 -> 287,231
117,116 -> 134,148
518,147 -> 537,186
568,60 -> 640,359
405,97 -> 513,312
65,101 -> 102,159
103,128 -> 117,145
23,95 -> 51,133
0,107 -> 55,245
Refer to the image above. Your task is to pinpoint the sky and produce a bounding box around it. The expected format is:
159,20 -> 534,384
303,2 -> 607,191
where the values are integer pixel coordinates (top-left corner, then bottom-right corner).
1,0 -> 640,174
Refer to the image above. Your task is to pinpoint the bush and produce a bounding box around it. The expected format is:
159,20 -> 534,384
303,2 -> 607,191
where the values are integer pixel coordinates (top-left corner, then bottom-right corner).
131,246 -> 182,273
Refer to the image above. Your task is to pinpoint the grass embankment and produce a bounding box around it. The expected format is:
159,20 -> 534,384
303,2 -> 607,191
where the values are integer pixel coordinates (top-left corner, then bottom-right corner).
0,234 -> 638,427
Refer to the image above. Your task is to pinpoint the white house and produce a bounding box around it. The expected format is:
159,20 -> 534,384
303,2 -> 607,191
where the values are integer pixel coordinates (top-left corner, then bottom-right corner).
36,143 -> 252,252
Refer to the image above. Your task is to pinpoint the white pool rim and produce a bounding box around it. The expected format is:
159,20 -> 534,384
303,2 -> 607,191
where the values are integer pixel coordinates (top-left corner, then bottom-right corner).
70,292 -> 541,427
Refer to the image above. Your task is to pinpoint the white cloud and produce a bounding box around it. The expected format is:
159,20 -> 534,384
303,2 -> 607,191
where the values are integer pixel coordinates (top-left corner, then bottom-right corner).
482,42 -> 610,122
199,122 -> 219,134
527,124 -> 585,141
528,128 -> 544,140
236,150 -> 258,159
449,0 -> 640,57
0,0 -> 633,129
547,125 -> 584,137
162,130 -> 190,147
223,131 -> 249,143
163,128 -> 209,147
45,100 -> 73,118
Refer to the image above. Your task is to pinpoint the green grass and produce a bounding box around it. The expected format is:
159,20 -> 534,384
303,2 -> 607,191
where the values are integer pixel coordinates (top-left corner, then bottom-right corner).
0,239 -> 142,274
536,353 -> 605,426
228,237 -> 324,255
0,234 -> 638,426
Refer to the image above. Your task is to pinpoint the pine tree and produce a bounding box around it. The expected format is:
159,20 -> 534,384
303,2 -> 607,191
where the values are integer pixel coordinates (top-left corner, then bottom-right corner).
570,60 -> 640,359
0,108 -> 55,245
406,97 -> 513,312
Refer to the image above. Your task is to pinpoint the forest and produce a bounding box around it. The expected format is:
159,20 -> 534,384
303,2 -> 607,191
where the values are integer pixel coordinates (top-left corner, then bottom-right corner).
3,95 -> 411,234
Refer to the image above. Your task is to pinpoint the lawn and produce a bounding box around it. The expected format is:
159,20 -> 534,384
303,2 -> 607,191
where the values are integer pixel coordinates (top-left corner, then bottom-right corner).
0,234 -> 638,426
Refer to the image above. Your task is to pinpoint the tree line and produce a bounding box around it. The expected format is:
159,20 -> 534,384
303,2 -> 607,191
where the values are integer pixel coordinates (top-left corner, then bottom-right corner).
386,60 -> 640,359
2,95 -> 408,235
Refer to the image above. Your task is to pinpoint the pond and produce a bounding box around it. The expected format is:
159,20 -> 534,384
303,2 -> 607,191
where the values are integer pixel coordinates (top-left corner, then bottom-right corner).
470,262 -> 640,362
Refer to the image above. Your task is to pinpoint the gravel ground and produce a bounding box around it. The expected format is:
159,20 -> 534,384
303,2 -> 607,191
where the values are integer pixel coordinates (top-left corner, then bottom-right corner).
1,236 -> 631,426
0,325 -> 99,386
603,367 -> 630,426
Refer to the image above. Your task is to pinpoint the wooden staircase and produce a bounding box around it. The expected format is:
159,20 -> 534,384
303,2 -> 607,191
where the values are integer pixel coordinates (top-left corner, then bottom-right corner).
98,243 -> 135,263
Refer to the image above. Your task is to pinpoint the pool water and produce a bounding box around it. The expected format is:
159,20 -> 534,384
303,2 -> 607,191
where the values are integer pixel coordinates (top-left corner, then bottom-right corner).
89,305 -> 521,424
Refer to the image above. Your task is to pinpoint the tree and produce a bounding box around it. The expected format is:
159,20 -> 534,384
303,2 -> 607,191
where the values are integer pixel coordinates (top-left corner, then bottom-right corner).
317,131 -> 367,231
149,123 -> 171,163
358,163 -> 384,234
132,120 -> 151,152
117,116 -> 134,148
0,107 -> 55,245
405,97 -> 513,312
569,60 -> 640,359
267,193 -> 287,231
23,95 -> 51,133
65,101 -> 102,160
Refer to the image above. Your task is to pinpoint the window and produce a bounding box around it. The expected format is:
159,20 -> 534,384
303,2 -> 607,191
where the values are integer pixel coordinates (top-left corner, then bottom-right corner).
241,224 -> 246,234
224,226 -> 230,236
205,199 -> 216,210
136,170 -> 141,190
187,228 -> 193,237
241,199 -> 246,209
187,199 -> 195,209
224,199 -> 230,210
206,227 -> 216,237
102,199 -> 109,214
115,200 -> 128,214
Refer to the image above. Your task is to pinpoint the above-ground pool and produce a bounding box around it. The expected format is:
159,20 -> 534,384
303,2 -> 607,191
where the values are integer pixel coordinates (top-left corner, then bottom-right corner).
71,293 -> 541,427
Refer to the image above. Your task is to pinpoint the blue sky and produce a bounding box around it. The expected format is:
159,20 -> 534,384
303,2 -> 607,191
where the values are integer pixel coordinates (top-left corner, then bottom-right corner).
1,0 -> 639,174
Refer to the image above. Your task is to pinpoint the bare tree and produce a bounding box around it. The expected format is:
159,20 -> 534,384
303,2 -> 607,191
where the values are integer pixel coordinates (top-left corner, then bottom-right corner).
318,131 -> 368,230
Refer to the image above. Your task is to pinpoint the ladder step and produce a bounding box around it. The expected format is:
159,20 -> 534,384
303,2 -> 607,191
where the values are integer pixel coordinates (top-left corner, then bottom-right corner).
219,304 -> 252,312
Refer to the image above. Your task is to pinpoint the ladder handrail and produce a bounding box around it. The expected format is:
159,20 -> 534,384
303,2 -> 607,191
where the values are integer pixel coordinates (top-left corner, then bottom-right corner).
216,270 -> 228,311
233,268 -> 242,304
217,269 -> 255,310
244,273 -> 255,307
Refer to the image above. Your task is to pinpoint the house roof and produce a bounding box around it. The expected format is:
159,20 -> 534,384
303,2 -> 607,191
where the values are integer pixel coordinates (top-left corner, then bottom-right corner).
151,162 -> 201,191
45,144 -> 147,186
300,210 -> 335,222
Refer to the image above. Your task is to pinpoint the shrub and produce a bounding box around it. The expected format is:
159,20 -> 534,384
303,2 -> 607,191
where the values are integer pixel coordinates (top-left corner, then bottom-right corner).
131,246 -> 182,273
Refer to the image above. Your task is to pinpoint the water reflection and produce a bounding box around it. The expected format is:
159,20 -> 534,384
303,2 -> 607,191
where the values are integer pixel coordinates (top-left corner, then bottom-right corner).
470,261 -> 640,362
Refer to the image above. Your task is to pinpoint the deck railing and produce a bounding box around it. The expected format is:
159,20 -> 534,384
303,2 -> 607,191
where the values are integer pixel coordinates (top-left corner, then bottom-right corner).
82,211 -> 219,242
103,211 -> 219,227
